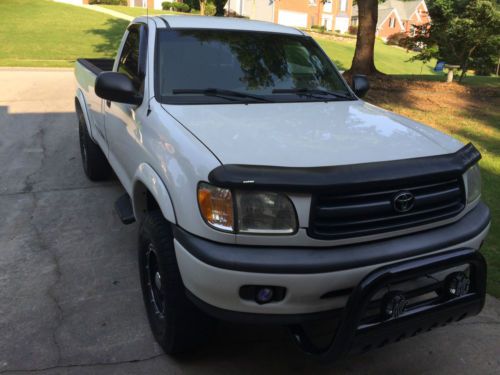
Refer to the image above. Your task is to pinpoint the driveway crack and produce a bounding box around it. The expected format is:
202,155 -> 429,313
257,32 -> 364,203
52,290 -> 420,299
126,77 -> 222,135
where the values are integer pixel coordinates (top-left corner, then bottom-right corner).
29,191 -> 63,366
0,354 -> 165,374
23,127 -> 47,193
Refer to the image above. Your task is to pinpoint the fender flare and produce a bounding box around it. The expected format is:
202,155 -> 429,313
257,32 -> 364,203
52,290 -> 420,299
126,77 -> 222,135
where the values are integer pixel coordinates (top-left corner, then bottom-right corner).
75,89 -> 94,140
132,163 -> 177,224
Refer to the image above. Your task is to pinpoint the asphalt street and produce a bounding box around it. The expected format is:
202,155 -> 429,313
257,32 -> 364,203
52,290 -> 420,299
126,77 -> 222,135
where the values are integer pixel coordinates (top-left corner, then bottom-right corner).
0,69 -> 499,374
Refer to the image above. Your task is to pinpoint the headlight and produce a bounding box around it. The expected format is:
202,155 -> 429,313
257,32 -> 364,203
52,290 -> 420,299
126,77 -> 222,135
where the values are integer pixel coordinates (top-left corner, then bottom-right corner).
235,191 -> 298,234
464,164 -> 481,203
197,183 -> 298,234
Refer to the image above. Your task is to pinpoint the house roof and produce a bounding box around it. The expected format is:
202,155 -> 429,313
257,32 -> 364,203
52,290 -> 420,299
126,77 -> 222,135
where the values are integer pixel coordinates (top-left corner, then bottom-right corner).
376,7 -> 397,28
352,0 -> 426,23
380,0 -> 423,20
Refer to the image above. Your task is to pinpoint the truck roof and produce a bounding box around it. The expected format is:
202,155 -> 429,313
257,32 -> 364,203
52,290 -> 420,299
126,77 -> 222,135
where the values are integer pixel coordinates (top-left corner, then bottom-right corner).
135,15 -> 305,36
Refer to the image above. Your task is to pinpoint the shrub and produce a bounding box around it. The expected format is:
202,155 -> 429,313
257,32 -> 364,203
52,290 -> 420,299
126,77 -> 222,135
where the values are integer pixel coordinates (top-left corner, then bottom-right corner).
348,25 -> 358,35
225,9 -> 248,17
162,1 -> 190,12
183,0 -> 199,10
89,0 -> 127,5
205,2 -> 216,15
311,25 -> 326,33
179,2 -> 191,12
386,32 -> 409,47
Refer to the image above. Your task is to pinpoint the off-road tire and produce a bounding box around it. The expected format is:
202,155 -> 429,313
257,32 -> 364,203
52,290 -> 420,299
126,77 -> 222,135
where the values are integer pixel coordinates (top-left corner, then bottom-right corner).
77,109 -> 111,181
138,210 -> 215,355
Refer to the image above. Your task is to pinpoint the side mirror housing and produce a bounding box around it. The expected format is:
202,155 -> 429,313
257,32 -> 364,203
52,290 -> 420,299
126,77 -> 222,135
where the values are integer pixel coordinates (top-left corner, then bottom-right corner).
352,74 -> 370,98
95,72 -> 142,105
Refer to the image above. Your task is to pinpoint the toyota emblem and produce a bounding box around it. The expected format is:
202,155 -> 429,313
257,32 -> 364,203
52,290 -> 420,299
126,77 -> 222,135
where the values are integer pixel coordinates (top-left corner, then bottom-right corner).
393,191 -> 415,213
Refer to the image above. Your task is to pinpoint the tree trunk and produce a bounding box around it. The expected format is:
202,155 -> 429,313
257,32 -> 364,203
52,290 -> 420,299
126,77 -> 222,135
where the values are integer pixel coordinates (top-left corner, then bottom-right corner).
347,0 -> 380,76
459,45 -> 477,83
459,65 -> 467,82
199,0 -> 206,16
215,0 -> 227,16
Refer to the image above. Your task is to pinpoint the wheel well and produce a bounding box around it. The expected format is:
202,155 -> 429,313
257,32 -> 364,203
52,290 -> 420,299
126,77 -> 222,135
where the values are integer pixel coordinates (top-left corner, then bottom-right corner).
75,97 -> 85,117
133,181 -> 161,222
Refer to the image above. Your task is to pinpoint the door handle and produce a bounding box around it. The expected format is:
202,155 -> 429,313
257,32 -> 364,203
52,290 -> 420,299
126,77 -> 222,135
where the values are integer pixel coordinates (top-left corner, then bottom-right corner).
106,100 -> 111,108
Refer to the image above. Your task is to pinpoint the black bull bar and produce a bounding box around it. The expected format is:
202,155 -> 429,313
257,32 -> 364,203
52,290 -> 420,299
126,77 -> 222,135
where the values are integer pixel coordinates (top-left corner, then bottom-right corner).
288,248 -> 487,362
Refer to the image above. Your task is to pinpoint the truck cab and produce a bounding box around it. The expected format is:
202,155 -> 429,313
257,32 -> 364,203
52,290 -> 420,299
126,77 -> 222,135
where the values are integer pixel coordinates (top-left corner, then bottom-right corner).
74,16 -> 490,361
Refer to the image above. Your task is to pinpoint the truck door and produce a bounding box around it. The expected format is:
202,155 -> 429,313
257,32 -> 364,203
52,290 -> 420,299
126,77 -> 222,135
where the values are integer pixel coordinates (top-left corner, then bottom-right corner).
104,24 -> 148,193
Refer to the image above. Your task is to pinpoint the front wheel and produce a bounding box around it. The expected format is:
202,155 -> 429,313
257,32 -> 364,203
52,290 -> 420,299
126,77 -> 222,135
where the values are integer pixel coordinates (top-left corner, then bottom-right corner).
138,211 -> 215,355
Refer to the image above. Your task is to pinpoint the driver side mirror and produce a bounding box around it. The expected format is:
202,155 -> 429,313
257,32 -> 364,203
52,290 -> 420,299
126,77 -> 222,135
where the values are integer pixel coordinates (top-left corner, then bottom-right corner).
95,72 -> 142,105
352,74 -> 370,98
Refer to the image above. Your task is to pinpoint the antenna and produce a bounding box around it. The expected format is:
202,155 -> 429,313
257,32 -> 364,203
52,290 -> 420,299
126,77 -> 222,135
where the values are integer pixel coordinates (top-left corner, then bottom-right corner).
146,0 -> 151,116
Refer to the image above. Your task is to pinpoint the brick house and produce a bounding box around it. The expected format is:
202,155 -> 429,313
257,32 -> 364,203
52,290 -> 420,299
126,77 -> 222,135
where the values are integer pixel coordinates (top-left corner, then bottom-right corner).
127,0 -> 164,9
351,0 -> 431,40
227,0 -> 354,33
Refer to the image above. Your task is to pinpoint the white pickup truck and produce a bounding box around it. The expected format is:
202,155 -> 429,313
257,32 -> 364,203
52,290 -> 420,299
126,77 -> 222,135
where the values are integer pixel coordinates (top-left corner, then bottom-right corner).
75,16 -> 490,361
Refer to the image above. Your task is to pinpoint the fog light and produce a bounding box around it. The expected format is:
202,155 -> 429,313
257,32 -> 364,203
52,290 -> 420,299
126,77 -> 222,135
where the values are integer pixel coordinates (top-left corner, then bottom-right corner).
256,287 -> 274,304
382,292 -> 407,319
445,272 -> 470,297
239,285 -> 286,304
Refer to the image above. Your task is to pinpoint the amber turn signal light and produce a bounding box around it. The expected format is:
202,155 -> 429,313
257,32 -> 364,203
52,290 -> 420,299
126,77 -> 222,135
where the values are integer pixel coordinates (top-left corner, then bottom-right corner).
197,183 -> 234,232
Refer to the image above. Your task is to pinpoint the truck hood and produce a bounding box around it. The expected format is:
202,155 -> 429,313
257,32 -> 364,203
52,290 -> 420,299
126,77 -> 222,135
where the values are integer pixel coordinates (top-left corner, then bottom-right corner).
162,101 -> 463,167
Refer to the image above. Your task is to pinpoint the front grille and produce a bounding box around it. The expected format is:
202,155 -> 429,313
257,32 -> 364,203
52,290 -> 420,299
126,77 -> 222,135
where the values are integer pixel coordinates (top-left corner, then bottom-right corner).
308,177 -> 466,240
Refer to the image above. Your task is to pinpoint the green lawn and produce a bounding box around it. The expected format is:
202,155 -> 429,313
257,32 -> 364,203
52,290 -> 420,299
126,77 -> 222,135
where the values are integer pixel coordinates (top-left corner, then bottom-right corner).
0,0 -> 128,67
317,37 -> 500,85
2,0 -> 494,82
100,4 -> 194,17
317,38 -> 439,75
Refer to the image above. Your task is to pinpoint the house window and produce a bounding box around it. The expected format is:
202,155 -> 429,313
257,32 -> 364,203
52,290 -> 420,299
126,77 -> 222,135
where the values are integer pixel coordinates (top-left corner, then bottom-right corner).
323,0 -> 332,13
351,16 -> 358,27
389,17 -> 396,28
339,0 -> 347,12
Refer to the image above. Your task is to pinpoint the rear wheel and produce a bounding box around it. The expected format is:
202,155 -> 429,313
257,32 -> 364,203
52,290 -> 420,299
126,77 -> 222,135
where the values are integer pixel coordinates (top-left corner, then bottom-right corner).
138,211 -> 215,355
77,108 -> 111,181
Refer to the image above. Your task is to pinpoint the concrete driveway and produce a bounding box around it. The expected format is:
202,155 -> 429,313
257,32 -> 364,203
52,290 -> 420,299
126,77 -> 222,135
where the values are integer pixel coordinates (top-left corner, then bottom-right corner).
0,69 -> 499,374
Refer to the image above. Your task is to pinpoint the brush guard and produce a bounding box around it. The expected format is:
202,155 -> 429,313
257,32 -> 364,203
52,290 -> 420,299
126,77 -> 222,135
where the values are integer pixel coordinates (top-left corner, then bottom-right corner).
288,248 -> 487,363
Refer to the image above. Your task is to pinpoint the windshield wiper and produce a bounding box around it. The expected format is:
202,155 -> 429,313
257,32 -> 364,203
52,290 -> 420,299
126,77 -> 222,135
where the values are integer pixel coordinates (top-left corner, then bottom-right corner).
272,88 -> 354,100
172,88 -> 273,103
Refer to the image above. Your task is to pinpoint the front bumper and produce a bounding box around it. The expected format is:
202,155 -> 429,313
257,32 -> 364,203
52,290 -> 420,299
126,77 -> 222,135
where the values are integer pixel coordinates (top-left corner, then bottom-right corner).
173,202 -> 490,321
289,248 -> 486,362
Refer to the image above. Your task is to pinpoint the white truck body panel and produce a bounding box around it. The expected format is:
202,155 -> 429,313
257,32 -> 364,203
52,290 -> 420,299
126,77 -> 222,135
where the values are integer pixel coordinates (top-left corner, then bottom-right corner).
163,100 -> 463,168
175,225 -> 489,314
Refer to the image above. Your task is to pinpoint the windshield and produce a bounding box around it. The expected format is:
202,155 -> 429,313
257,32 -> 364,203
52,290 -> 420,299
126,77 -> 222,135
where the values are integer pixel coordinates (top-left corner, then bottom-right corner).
155,29 -> 354,104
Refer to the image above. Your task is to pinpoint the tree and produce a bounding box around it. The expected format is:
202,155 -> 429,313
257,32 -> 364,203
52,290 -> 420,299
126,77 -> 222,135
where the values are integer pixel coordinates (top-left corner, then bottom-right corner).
199,0 -> 206,15
407,0 -> 500,80
214,0 -> 228,16
347,0 -> 422,76
347,0 -> 381,76
185,0 -> 201,11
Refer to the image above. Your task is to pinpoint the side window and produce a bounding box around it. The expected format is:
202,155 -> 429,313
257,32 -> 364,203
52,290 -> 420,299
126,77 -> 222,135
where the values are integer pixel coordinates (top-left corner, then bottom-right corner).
118,29 -> 142,92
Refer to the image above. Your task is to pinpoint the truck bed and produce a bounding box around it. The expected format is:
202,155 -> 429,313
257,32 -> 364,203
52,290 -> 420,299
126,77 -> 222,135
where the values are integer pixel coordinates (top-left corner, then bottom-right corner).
76,58 -> 114,75
75,58 -> 115,145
